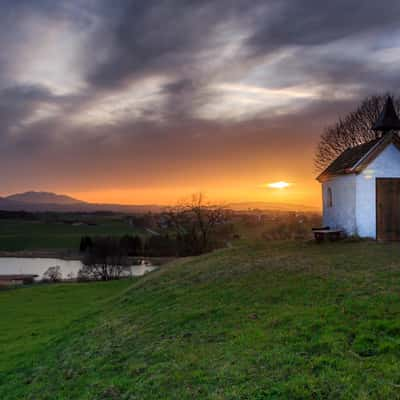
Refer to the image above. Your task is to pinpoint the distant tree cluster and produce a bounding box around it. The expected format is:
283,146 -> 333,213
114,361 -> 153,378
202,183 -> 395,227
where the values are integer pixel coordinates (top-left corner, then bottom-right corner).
79,237 -> 130,281
119,234 -> 142,256
144,234 -> 177,257
78,195 -> 228,263
79,236 -> 93,252
80,235 -> 143,256
314,94 -> 400,172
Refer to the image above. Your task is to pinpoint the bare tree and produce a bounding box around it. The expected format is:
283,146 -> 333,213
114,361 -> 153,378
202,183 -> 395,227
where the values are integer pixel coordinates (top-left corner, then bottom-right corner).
314,94 -> 400,172
164,193 -> 227,255
80,237 -> 130,281
42,266 -> 62,282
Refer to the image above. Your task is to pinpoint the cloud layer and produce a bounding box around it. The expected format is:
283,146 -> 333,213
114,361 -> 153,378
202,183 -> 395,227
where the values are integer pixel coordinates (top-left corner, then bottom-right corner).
0,0 -> 399,204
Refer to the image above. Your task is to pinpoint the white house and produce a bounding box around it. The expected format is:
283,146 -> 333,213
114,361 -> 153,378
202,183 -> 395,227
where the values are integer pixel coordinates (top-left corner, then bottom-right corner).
317,97 -> 400,240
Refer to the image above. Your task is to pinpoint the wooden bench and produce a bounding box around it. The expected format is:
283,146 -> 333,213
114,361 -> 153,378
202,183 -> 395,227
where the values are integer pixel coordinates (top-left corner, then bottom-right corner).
312,229 -> 343,242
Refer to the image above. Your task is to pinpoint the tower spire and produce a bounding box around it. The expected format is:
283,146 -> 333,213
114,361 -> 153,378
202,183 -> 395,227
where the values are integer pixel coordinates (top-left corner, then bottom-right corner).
372,96 -> 400,133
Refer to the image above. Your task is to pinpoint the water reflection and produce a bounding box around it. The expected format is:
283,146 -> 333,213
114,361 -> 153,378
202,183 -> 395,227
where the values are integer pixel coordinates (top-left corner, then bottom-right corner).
0,257 -> 155,280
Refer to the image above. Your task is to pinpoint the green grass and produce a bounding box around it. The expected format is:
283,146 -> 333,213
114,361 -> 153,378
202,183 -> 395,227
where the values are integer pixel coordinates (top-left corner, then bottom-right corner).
0,219 -> 143,251
0,280 -> 133,373
2,240 -> 400,399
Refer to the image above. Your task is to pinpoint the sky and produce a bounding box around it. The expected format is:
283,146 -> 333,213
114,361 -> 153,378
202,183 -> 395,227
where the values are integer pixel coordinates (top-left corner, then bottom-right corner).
1,0 -> 400,207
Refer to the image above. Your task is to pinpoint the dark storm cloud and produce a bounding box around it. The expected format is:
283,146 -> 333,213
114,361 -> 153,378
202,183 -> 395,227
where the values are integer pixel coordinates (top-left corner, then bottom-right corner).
77,0 -> 400,121
248,0 -> 400,53
0,85 -> 56,135
79,0 -> 400,85
0,0 -> 400,193
249,0 -> 400,92
85,0 -> 246,88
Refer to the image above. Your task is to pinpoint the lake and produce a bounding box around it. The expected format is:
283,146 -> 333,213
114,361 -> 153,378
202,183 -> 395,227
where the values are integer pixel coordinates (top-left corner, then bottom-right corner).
0,257 -> 155,280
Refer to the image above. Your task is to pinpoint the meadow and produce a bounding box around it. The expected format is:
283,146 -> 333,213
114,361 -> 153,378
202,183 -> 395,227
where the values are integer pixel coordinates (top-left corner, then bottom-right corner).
2,239 -> 400,399
0,280 -> 133,374
0,216 -> 143,252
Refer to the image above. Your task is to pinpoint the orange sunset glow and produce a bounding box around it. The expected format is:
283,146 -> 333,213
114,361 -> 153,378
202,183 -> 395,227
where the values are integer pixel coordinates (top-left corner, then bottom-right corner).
69,176 -> 319,208
1,160 -> 322,208
0,0 -> 394,211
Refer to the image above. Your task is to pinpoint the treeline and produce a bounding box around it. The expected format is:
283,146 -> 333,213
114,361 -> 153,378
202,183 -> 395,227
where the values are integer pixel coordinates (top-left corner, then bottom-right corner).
78,195 -> 230,281
79,232 -> 223,257
0,210 -> 38,220
78,233 -> 221,282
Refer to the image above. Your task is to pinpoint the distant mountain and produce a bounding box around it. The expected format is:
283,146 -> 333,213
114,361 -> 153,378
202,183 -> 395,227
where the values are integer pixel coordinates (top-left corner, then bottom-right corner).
0,191 -> 164,213
5,191 -> 84,205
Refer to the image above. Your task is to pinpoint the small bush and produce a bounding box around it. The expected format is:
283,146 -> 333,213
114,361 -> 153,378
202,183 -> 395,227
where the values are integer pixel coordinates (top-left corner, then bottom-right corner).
42,266 -> 62,283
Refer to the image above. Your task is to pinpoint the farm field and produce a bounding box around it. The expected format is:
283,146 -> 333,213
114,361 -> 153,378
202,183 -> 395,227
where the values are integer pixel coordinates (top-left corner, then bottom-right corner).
0,217 -> 144,252
2,240 -> 400,399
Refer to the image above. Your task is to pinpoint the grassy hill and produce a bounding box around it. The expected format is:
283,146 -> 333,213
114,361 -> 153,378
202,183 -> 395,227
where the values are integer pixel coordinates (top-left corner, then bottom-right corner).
2,240 -> 400,399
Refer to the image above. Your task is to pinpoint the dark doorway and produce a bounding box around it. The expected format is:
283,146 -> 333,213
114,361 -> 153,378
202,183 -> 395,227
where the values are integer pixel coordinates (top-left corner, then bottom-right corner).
376,178 -> 400,240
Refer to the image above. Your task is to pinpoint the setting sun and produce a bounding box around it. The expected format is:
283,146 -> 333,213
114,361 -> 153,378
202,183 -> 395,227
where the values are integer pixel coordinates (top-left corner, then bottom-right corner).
267,181 -> 291,189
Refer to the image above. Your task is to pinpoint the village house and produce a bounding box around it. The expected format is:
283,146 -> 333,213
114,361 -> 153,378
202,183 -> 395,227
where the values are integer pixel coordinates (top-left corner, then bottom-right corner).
317,97 -> 400,240
0,274 -> 38,286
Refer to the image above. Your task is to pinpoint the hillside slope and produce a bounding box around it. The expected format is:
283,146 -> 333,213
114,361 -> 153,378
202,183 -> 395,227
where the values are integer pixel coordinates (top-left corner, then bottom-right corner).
2,240 -> 400,399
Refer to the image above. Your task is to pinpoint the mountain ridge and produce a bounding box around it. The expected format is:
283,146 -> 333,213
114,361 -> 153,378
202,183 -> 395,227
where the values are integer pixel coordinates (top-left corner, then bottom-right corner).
5,191 -> 85,205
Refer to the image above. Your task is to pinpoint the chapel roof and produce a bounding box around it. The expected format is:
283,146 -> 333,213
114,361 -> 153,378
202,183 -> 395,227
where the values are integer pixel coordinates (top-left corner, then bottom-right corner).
316,133 -> 400,182
317,96 -> 400,182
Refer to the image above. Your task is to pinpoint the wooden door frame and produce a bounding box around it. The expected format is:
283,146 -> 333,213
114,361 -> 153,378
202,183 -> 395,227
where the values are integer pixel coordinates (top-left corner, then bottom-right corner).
376,177 -> 400,241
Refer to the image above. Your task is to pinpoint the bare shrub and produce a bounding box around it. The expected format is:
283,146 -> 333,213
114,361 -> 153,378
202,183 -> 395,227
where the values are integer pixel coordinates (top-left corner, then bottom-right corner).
42,266 -> 62,283
163,193 -> 228,255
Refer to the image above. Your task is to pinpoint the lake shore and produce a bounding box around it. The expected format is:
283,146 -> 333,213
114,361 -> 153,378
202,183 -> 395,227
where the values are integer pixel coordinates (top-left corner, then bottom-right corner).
0,250 -> 176,265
